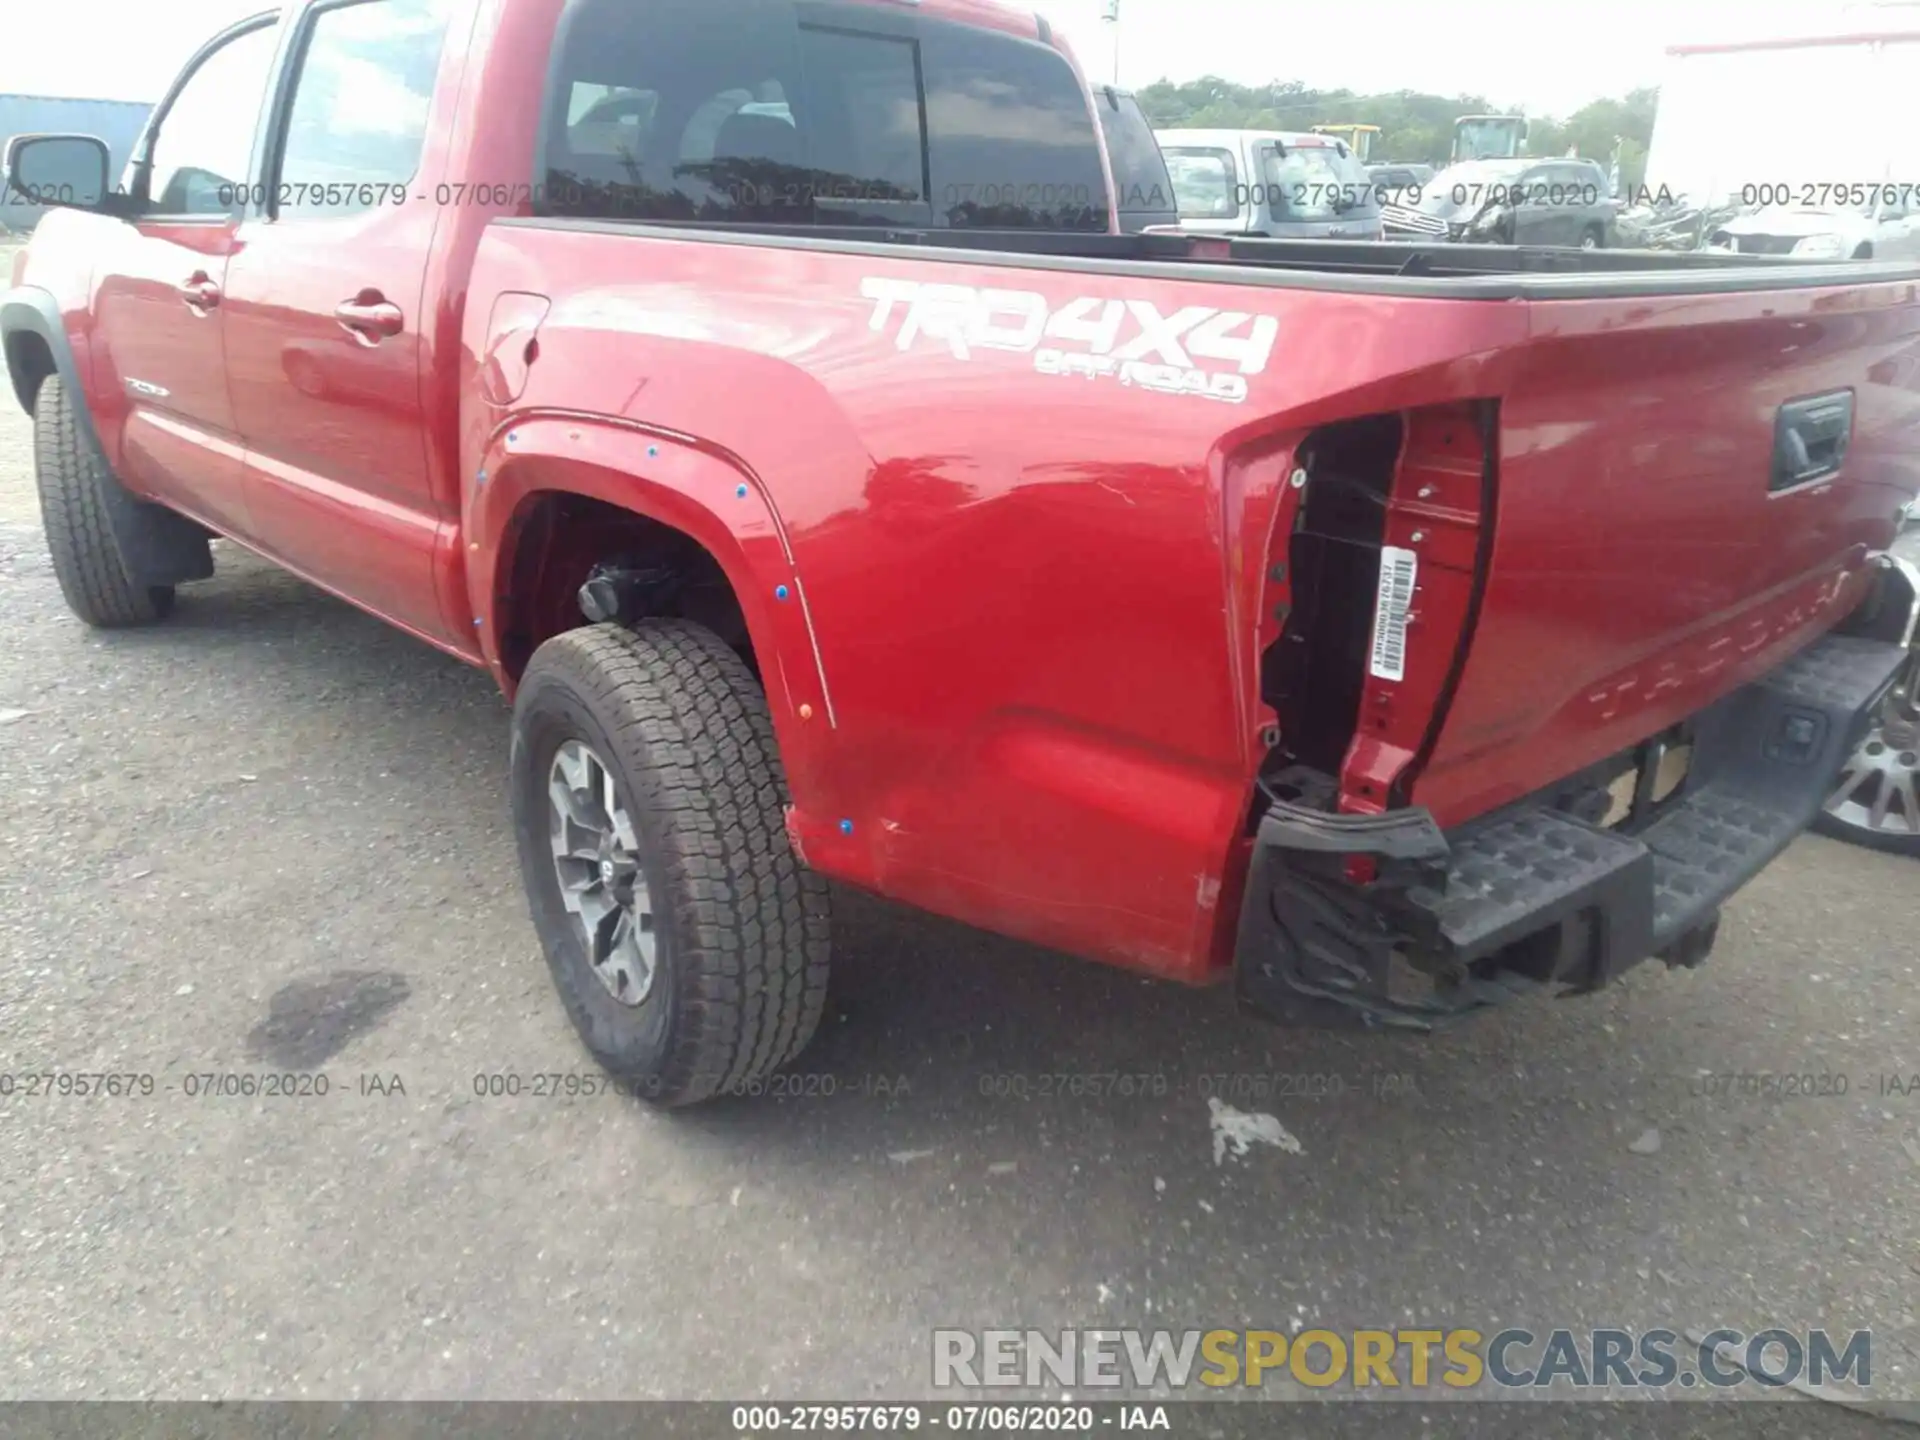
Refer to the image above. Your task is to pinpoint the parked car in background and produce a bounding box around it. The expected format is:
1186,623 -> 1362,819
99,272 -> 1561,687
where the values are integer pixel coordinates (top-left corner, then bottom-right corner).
1383,157 -> 1614,247
1366,161 -> 1433,200
1818,496 -> 1920,855
1095,86 -> 1177,233
1156,128 -> 1384,239
1614,194 -> 1747,252
1707,193 -> 1920,260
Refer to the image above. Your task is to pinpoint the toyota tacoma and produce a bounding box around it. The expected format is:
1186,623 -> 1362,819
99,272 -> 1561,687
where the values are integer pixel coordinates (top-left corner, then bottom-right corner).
5,0 -> 1919,1104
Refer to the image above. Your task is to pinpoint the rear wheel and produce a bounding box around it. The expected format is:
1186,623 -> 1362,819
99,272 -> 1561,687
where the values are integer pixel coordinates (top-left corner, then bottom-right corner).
1579,224 -> 1604,250
32,375 -> 175,626
509,620 -> 832,1105
1816,658 -> 1920,856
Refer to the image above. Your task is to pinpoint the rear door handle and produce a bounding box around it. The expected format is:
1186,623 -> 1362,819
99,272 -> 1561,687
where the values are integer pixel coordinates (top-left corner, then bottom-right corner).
179,275 -> 221,311
334,295 -> 404,342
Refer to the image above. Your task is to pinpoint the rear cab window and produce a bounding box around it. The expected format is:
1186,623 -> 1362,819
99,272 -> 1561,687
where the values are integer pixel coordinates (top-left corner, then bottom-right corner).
539,0 -> 1107,231
1256,138 -> 1379,225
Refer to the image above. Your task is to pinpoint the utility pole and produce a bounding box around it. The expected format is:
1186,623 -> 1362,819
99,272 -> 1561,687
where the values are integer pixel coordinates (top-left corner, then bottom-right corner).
1103,0 -> 1121,86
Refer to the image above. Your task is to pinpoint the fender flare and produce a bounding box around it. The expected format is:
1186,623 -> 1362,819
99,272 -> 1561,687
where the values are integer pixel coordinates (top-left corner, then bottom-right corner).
2,288 -> 90,421
1,287 -> 213,587
468,411 -> 838,787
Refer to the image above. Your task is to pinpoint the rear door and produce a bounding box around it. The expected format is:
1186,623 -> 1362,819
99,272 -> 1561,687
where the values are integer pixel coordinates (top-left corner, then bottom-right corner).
1559,162 -> 1610,245
221,0 -> 464,647
1509,165 -> 1564,246
89,15 -> 279,536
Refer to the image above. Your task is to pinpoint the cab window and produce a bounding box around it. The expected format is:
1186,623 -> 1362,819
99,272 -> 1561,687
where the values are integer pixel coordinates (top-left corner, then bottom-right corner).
146,20 -> 279,216
272,0 -> 453,217
919,17 -> 1104,230
540,0 -> 1104,230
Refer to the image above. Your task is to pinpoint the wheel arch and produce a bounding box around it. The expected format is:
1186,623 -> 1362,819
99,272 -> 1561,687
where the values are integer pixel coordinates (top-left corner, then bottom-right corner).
4,290 -> 213,588
472,416 -> 838,796
3,290 -> 83,421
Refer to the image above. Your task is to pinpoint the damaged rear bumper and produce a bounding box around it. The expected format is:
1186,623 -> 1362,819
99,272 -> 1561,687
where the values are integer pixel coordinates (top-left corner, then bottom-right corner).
1234,631 -> 1911,1031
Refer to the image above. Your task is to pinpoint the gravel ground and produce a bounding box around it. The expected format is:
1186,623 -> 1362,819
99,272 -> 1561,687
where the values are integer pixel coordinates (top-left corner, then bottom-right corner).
0,295 -> 1915,1422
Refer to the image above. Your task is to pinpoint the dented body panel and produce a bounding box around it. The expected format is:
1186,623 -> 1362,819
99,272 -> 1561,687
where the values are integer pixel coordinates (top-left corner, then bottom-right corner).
460,222 -> 1920,979
6,0 -> 1919,996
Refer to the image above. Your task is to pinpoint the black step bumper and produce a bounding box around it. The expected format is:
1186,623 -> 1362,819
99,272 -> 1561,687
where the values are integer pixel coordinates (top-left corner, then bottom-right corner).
1235,632 -> 1909,1031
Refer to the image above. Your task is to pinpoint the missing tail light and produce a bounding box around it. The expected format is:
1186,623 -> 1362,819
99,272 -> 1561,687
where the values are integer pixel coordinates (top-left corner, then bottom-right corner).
1260,414 -> 1403,780
1257,402 -> 1496,818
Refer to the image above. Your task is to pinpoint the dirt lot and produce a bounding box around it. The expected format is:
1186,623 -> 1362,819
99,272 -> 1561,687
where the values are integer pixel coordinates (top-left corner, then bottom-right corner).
0,270 -> 1916,1419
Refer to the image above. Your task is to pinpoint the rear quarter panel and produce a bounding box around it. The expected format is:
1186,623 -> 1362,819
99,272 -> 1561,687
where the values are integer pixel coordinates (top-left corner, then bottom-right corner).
465,228 -> 1920,980
462,226 -> 1534,979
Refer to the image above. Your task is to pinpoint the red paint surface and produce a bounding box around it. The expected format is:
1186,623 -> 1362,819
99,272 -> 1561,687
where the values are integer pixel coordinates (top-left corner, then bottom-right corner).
11,0 -> 1920,987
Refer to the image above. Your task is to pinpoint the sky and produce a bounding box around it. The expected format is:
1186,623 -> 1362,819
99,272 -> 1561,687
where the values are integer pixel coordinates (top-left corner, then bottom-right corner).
0,0 -> 1900,115
1034,0 -> 1892,113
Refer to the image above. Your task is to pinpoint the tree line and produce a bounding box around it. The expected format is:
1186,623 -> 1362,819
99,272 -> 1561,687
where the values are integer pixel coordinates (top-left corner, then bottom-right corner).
1135,78 -> 1660,191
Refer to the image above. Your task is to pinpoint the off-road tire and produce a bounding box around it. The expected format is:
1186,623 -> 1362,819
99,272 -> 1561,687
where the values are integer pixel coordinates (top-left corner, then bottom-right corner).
510,620 -> 832,1106
32,374 -> 175,626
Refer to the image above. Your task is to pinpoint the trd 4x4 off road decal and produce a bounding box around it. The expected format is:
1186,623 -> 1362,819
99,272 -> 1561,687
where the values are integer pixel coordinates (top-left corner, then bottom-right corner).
861,278 -> 1278,404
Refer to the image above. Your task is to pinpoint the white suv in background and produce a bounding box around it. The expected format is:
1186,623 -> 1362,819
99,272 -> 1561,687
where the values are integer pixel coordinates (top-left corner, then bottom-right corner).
1155,128 -> 1385,240
1709,192 -> 1920,259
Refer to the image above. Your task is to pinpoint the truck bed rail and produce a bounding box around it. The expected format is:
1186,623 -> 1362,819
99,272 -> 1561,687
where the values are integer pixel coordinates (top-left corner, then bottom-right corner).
499,216 -> 1920,298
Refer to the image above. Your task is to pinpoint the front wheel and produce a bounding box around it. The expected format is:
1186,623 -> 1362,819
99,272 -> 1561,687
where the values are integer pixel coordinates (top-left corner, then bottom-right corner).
509,621 -> 832,1105
1579,225 -> 1604,250
32,374 -> 175,626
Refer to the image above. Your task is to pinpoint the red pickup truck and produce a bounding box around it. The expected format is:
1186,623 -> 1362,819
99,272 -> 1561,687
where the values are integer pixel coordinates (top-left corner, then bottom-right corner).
6,0 -> 1919,1106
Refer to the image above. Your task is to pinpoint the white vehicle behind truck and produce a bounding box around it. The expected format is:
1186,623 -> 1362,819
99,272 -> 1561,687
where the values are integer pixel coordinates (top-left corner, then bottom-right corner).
1646,7 -> 1920,258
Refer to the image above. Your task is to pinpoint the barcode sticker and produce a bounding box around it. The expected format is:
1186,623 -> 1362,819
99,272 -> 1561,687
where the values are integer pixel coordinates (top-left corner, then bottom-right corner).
1369,546 -> 1419,682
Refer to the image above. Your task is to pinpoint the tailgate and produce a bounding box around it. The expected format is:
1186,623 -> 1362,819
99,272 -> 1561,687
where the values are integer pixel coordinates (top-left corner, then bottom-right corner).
1404,283 -> 1920,825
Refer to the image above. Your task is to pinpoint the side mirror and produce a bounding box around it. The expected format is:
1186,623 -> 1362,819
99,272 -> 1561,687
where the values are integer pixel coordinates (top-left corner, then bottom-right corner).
3,133 -> 112,212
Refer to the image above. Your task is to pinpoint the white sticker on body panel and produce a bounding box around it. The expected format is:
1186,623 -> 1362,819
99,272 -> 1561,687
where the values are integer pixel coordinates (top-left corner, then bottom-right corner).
861,277 -> 1277,404
1369,546 -> 1419,683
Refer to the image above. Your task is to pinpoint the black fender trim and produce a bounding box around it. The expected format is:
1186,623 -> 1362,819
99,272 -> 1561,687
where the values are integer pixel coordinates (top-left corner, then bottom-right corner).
2,287 -> 213,587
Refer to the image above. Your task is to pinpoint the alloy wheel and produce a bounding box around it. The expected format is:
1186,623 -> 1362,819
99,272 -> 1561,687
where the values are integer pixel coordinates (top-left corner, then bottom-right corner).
546,739 -> 657,1005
